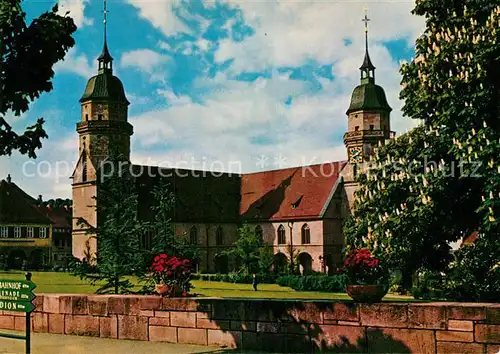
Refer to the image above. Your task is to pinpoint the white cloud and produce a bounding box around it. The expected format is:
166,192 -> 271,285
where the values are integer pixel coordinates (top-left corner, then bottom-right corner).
120,49 -> 169,74
126,0 -> 189,35
0,134 -> 78,199
54,47 -> 95,79
215,1 -> 424,72
57,0 -> 93,28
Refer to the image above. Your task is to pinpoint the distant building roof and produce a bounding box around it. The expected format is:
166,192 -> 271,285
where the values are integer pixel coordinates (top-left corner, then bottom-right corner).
0,179 -> 51,224
0,178 -> 72,227
240,162 -> 346,221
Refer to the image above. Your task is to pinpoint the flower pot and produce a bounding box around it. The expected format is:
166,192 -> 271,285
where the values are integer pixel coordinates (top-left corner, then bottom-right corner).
346,284 -> 388,303
155,283 -> 170,296
155,283 -> 182,297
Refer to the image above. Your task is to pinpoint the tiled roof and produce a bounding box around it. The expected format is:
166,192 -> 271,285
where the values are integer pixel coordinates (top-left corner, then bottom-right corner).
36,206 -> 72,228
0,180 -> 51,224
133,165 -> 241,223
240,161 -> 346,221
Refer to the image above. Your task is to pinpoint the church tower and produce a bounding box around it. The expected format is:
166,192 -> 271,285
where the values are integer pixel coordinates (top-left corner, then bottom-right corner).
71,0 -> 133,260
342,10 -> 393,208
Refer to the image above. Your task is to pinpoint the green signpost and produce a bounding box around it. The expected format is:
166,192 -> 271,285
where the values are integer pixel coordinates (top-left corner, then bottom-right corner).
0,273 -> 36,354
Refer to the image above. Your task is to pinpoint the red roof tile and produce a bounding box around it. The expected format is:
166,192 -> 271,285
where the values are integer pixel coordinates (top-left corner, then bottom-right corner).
35,206 -> 72,228
240,161 -> 346,221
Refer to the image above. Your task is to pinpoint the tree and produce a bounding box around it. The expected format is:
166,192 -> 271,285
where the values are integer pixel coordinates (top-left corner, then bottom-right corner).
146,180 -> 201,264
344,0 -> 500,297
73,163 -> 147,294
0,1 -> 76,158
222,223 -> 273,275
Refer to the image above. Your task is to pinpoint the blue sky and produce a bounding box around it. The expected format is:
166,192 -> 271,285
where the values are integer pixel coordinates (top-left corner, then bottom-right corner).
2,0 -> 424,199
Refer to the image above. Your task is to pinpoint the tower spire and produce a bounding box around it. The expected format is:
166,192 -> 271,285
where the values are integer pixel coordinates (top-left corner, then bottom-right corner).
97,0 -> 113,74
360,8 -> 375,83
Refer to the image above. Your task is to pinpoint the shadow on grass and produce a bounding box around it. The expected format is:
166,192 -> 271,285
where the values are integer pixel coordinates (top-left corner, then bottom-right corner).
194,298 -> 411,353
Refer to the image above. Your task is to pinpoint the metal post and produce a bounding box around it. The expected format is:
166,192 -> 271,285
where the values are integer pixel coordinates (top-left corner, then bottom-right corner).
288,221 -> 294,273
25,272 -> 32,354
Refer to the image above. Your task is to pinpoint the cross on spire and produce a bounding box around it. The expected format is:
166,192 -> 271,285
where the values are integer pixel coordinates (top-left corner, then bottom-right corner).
359,8 -> 375,83
97,0 -> 113,74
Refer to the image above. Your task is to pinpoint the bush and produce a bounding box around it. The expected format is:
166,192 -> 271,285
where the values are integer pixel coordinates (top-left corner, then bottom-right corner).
412,270 -> 446,300
276,274 -> 347,292
191,272 -> 277,284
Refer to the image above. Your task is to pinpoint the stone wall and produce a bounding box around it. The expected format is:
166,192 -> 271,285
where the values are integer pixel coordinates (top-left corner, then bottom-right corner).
0,295 -> 499,353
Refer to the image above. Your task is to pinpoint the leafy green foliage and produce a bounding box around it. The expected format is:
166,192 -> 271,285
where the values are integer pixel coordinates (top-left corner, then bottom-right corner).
344,0 -> 500,298
73,165 -> 146,294
145,180 -> 201,264
0,1 -> 76,157
43,198 -> 72,208
276,275 -> 348,293
221,223 -> 273,275
192,272 -> 277,284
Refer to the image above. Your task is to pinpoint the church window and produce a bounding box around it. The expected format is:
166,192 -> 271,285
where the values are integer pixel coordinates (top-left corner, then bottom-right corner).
355,126 -> 359,131
85,114 -> 89,121
255,225 -> 263,240
301,224 -> 311,244
190,226 -> 198,245
370,125 -> 374,130
277,225 -> 286,245
215,226 -> 224,245
82,152 -> 87,183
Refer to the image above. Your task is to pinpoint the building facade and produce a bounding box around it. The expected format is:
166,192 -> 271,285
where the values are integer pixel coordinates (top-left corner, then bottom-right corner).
72,19 -> 393,274
0,175 -> 72,269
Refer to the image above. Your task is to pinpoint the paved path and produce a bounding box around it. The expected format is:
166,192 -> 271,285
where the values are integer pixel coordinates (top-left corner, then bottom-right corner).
0,331 -> 242,354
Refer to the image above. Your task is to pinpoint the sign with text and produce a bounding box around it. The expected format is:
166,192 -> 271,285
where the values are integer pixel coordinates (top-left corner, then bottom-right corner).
0,280 -> 36,312
0,300 -> 35,313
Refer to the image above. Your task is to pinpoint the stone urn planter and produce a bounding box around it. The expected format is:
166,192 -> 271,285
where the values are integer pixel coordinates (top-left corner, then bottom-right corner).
155,283 -> 181,297
346,284 -> 388,303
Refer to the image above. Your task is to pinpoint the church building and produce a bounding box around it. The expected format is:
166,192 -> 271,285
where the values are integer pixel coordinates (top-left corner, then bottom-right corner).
71,12 -> 393,274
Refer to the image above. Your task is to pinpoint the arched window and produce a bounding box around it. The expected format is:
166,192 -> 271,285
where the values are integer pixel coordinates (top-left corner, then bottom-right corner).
215,226 -> 224,245
301,224 -> 310,244
255,225 -> 263,240
189,226 -> 197,245
277,225 -> 286,245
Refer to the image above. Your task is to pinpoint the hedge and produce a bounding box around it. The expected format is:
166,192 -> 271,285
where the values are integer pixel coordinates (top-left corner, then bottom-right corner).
191,272 -> 277,284
276,274 -> 348,292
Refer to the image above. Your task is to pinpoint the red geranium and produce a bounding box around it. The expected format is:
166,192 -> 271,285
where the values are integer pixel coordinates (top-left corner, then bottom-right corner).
149,254 -> 193,295
343,248 -> 386,285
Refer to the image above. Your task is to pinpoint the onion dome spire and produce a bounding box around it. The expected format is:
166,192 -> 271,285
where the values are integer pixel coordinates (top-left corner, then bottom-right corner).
97,0 -> 113,74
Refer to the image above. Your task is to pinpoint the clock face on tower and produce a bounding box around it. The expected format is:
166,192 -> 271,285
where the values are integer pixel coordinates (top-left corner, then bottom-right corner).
348,146 -> 363,163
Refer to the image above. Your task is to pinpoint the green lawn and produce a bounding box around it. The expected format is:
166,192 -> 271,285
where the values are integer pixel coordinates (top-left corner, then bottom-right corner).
0,271 -> 414,301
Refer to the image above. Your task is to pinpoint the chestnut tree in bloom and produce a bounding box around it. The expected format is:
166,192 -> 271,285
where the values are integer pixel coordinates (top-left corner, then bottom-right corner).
344,0 -> 500,300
